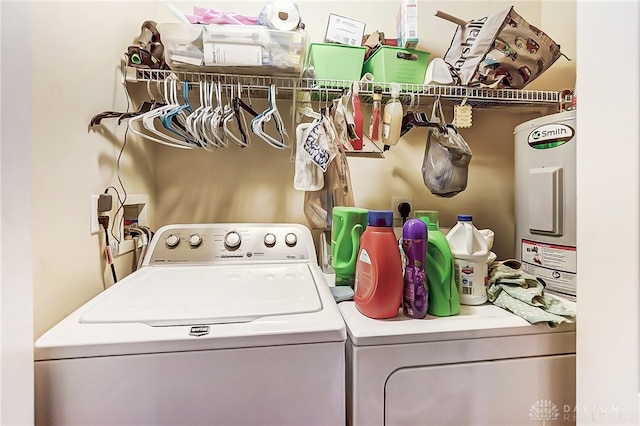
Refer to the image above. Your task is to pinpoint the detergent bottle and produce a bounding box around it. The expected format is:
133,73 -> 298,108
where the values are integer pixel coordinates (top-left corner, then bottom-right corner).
331,207 -> 368,286
401,218 -> 428,319
417,214 -> 460,316
446,215 -> 489,305
354,210 -> 403,319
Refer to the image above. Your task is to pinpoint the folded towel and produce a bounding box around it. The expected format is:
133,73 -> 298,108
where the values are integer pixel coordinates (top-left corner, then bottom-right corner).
488,259 -> 575,328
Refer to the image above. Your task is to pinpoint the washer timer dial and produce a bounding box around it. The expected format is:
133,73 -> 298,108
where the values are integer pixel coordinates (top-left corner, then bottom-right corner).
224,231 -> 242,249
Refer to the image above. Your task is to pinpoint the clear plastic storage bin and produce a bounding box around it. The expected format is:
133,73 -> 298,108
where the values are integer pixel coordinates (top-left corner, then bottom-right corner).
158,23 -> 309,76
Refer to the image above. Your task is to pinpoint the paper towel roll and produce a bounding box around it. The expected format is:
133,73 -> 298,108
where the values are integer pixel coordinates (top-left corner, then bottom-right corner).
259,0 -> 301,31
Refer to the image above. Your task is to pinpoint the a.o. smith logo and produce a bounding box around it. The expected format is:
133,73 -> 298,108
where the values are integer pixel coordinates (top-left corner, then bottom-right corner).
528,124 -> 574,149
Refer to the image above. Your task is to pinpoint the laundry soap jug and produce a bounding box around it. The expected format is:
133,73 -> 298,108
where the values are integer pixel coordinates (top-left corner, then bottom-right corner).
446,215 -> 489,305
417,215 -> 460,316
382,82 -> 403,147
354,210 -> 403,319
331,206 -> 369,286
401,218 -> 428,319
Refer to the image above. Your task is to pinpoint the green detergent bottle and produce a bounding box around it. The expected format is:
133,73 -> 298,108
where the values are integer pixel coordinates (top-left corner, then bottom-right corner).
417,215 -> 460,316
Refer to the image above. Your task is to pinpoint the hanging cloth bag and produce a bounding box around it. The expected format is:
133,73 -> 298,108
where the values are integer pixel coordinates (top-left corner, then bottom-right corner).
421,98 -> 472,198
303,115 -> 355,229
440,7 -> 564,89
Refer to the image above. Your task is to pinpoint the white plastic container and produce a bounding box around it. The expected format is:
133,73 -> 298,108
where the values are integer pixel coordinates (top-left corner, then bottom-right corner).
382,82 -> 403,146
446,215 -> 489,305
157,23 -> 309,76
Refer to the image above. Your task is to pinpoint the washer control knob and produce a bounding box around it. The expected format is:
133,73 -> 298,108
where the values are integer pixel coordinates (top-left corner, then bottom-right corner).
225,231 -> 242,249
285,232 -> 297,247
165,234 -> 180,248
189,234 -> 203,247
264,233 -> 276,247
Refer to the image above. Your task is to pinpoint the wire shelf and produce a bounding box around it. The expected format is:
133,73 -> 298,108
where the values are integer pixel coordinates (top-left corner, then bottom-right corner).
127,67 -> 563,110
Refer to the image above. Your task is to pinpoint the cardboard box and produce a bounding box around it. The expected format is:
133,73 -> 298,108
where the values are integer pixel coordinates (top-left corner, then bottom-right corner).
397,0 -> 418,49
324,14 -> 366,46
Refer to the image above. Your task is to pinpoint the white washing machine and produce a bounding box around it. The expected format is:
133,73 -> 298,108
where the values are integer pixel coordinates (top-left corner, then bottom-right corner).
35,223 -> 346,426
339,301 -> 576,426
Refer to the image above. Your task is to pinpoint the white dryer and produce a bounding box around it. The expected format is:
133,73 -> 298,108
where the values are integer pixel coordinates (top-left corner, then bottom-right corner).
35,223 -> 346,426
339,301 -> 576,426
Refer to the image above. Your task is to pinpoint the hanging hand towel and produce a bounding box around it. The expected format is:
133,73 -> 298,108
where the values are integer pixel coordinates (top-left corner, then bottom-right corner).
487,259 -> 575,328
294,120 -> 333,191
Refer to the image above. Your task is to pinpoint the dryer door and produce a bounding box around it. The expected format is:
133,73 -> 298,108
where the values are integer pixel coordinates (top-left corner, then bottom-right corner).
385,354 -> 576,425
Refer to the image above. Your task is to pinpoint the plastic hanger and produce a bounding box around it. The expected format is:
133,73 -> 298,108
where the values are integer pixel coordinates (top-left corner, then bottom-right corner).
185,79 -> 208,148
210,81 -> 228,147
160,80 -> 199,144
90,80 -> 158,127
296,87 -> 321,123
139,77 -> 197,148
251,85 -> 288,149
128,79 -> 195,149
222,84 -> 249,147
194,80 -> 219,149
199,81 -> 225,148
232,83 -> 252,147
196,81 -> 222,148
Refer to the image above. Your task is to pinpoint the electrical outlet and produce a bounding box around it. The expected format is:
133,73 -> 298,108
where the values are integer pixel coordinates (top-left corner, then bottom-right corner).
391,196 -> 413,219
90,195 -> 100,234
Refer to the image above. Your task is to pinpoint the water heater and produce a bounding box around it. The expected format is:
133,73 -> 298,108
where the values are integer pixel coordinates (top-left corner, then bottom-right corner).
514,110 -> 576,300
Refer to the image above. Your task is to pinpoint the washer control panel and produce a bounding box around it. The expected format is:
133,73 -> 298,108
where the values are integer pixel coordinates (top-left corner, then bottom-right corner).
145,223 -> 315,265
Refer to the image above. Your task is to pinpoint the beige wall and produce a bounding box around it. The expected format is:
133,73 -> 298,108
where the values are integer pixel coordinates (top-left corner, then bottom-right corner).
32,0 -> 576,338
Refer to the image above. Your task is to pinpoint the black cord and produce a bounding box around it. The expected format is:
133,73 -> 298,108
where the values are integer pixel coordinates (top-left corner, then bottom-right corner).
103,78 -> 131,245
104,184 -> 126,244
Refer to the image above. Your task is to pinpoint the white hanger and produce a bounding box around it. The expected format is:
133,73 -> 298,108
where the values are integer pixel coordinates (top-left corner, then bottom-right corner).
251,85 -> 289,149
197,80 -> 222,149
128,77 -> 195,149
185,79 -> 209,148
141,77 -> 197,148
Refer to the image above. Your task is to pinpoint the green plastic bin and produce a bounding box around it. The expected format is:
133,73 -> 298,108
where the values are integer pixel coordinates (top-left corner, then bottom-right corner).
362,46 -> 430,84
307,43 -> 367,84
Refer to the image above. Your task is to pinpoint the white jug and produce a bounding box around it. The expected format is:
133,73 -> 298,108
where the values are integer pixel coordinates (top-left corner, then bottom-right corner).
446,215 -> 489,305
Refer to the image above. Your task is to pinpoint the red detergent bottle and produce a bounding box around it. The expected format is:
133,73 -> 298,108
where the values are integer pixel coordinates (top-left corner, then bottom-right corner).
354,210 -> 404,319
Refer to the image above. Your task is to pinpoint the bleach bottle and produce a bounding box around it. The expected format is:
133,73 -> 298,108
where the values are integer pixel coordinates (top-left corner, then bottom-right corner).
446,215 -> 489,306
401,219 -> 428,319
416,215 -> 460,316
354,210 -> 403,319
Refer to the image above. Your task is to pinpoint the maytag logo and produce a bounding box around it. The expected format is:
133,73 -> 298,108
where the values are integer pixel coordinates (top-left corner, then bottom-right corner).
189,326 -> 210,337
528,123 -> 574,149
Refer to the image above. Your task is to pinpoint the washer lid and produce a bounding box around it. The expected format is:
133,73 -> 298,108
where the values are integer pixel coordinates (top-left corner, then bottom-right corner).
80,264 -> 322,326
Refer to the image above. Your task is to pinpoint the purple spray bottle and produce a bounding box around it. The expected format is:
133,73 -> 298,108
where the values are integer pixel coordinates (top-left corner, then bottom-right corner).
402,218 -> 428,319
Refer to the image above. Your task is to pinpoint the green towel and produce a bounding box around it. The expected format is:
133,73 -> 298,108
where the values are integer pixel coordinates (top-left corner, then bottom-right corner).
488,260 -> 575,328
